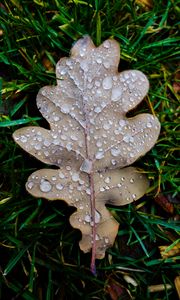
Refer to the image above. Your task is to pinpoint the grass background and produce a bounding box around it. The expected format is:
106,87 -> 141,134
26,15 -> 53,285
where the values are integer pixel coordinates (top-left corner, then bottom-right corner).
0,0 -> 179,299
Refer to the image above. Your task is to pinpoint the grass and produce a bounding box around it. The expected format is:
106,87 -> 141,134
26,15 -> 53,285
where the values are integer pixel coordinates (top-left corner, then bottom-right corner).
0,0 -> 180,299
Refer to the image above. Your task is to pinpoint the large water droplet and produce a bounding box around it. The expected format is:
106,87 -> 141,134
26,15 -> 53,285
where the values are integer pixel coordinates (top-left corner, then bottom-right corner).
102,76 -> 112,89
40,179 -> 52,192
111,87 -> 122,102
80,159 -> 92,174
95,210 -> 101,223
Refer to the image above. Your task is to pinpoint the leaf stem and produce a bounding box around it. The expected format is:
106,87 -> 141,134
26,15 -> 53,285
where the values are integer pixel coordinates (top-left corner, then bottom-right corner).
89,171 -> 97,275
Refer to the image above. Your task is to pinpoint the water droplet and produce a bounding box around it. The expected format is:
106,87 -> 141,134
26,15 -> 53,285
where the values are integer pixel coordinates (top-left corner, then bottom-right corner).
104,177 -> 110,184
119,120 -> 126,127
104,237 -> 109,244
102,76 -> 112,89
84,214 -> 91,222
51,176 -> 57,181
95,234 -> 100,241
111,159 -> 117,165
80,159 -> 92,174
27,181 -> 34,190
130,178 -> 134,183
96,141 -> 102,147
95,151 -> 104,160
80,60 -> 89,72
61,135 -> 67,141
103,122 -> 111,130
40,179 -> 52,193
100,187 -> 105,192
20,136 -> 27,143
103,61 -> 110,69
34,144 -> 41,150
53,116 -> 60,122
103,40 -> 110,48
94,106 -> 101,113
111,148 -> 120,157
96,57 -> 102,64
147,122 -> 152,128
86,188 -> 91,195
132,194 -> 136,199
59,171 -> 65,179
111,87 -> 122,102
61,104 -> 70,114
56,183 -> 64,190
72,173 -> 79,182
66,142 -> 72,151
95,210 -> 101,223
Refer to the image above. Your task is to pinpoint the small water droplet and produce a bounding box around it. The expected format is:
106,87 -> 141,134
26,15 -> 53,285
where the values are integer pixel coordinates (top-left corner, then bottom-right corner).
103,40 -> 110,48
104,177 -> 110,184
95,151 -> 104,160
130,178 -> 134,183
96,57 -> 102,64
72,173 -> 80,182
86,188 -> 91,195
27,181 -> 34,190
104,237 -> 109,244
94,106 -> 101,113
147,122 -> 152,128
119,120 -> 126,127
56,183 -> 64,190
20,136 -> 27,143
61,104 -> 70,114
111,148 -> 120,157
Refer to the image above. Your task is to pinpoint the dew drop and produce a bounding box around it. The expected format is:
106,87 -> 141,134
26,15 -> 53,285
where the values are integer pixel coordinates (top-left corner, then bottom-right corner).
130,178 -> 134,183
119,120 -> 126,127
111,148 -> 120,157
27,181 -> 34,190
95,151 -> 104,160
20,136 -> 28,143
95,210 -> 101,223
103,40 -> 110,48
104,177 -> 110,184
84,214 -> 91,223
80,159 -> 92,174
40,180 -> 52,193
94,106 -> 101,113
111,87 -> 122,102
147,122 -> 152,128
61,104 -> 70,114
102,76 -> 112,89
72,173 -> 80,182
96,57 -> 102,64
56,183 -> 64,190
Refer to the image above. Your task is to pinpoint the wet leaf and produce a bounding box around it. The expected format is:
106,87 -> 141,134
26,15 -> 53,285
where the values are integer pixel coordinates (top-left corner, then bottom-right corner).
13,36 -> 160,273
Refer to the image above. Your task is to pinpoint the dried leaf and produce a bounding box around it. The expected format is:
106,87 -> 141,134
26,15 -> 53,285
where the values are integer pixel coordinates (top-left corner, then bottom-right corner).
13,36 -> 160,273
155,194 -> 174,214
159,244 -> 180,259
105,278 -> 132,300
174,276 -> 180,299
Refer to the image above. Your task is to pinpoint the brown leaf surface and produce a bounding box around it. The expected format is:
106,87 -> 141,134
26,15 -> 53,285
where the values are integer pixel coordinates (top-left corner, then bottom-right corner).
13,36 -> 160,272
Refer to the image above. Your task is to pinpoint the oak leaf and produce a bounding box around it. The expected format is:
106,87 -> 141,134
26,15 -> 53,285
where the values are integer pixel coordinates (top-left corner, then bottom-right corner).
13,36 -> 160,273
